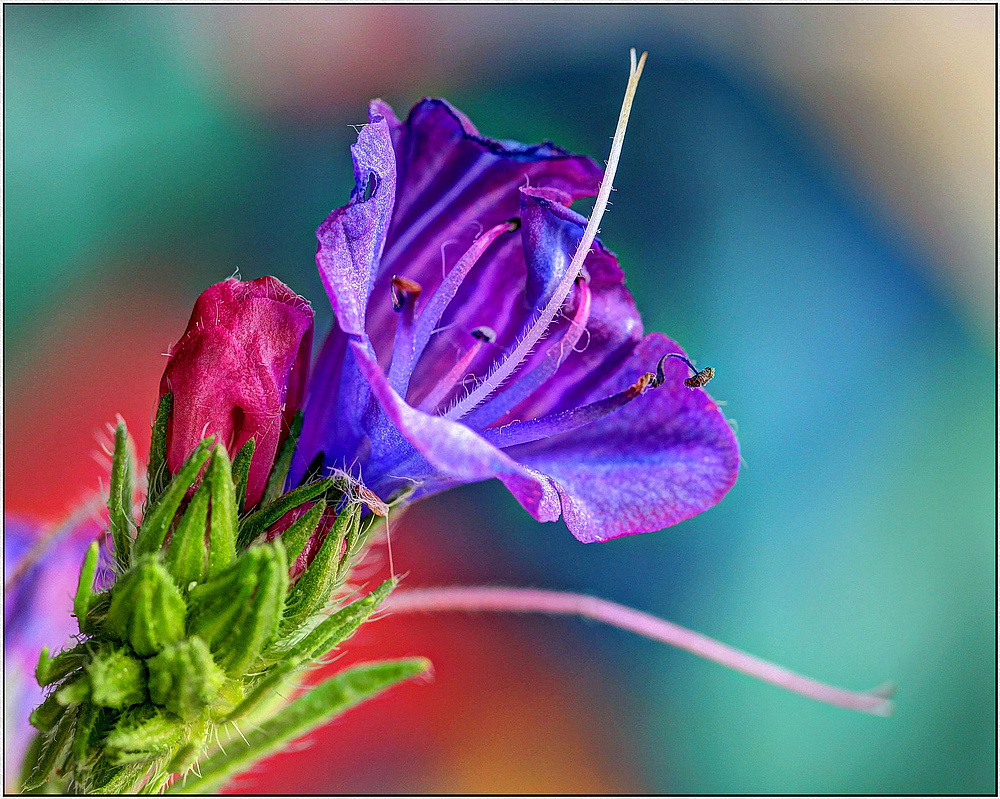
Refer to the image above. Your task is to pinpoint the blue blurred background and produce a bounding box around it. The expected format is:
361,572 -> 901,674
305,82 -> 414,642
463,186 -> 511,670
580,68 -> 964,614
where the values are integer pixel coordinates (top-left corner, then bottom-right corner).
4,5 -> 995,794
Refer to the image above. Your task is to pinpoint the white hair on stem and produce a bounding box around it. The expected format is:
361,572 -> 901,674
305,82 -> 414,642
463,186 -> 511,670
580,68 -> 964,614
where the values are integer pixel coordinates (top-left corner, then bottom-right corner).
445,49 -> 648,420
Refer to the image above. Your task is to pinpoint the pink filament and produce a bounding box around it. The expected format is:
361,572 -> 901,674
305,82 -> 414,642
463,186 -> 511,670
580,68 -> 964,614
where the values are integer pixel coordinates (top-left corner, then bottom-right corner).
401,220 -> 517,398
415,338 -> 487,413
384,586 -> 895,716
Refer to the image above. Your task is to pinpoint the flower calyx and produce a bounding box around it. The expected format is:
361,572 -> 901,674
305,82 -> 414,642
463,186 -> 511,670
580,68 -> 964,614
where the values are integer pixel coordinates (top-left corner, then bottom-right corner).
22,414 -> 426,794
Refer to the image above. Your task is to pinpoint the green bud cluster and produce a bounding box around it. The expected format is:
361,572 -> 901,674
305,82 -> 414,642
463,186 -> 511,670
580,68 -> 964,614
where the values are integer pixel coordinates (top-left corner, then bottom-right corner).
22,399 -> 428,794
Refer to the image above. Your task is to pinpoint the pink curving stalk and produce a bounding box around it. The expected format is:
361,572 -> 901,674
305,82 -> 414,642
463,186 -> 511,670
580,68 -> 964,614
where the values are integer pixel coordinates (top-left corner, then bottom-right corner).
384,586 -> 896,716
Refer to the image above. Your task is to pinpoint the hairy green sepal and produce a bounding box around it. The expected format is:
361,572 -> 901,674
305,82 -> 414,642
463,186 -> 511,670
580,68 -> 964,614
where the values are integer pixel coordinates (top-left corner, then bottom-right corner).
24,420 -> 421,794
167,658 -> 430,795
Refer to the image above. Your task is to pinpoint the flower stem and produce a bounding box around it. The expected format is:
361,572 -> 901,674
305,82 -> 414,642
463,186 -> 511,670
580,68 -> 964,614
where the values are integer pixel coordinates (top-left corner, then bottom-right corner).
384,587 -> 895,716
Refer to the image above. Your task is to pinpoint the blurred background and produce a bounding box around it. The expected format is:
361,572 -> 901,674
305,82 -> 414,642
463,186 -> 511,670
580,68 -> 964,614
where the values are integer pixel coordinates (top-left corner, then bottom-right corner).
4,5 -> 995,794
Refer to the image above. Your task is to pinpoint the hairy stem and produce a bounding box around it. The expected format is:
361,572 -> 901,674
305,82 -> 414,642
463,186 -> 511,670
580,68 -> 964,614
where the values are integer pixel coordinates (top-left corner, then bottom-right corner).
384,587 -> 895,716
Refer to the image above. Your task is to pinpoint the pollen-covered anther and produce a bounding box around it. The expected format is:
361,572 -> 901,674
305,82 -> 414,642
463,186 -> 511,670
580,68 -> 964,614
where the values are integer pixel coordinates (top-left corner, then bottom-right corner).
660,353 -> 715,389
355,484 -> 389,517
685,366 -> 715,388
390,275 -> 423,312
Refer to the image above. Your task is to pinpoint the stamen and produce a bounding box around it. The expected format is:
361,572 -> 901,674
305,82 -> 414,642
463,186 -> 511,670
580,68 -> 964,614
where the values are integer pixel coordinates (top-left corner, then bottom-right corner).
386,276 -> 423,391
416,326 -> 497,414
480,363 -> 659,449
384,587 -> 896,716
661,352 -> 715,389
390,275 -> 422,312
398,220 -> 519,397
464,278 -> 593,430
445,49 -> 648,420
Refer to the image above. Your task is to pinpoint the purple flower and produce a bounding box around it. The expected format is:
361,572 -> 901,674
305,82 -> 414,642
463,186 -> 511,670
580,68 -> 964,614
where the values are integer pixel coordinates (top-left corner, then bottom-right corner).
293,99 -> 739,543
3,512 -> 106,789
160,276 -> 314,509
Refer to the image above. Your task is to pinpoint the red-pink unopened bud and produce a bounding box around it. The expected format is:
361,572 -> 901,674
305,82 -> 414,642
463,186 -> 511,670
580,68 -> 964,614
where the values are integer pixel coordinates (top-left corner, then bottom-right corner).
159,277 -> 314,509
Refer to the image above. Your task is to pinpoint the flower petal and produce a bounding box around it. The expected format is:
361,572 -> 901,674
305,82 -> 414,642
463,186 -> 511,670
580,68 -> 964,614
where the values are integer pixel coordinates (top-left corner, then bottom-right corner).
350,339 -> 561,522
292,319 -> 351,483
363,99 -> 603,372
315,110 -> 397,339
506,334 -> 741,543
4,513 -> 106,788
160,277 -> 313,507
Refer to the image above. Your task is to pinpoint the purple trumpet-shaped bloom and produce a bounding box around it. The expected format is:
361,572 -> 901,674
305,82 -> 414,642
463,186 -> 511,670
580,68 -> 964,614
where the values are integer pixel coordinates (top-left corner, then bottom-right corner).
160,276 -> 314,509
294,99 -> 739,542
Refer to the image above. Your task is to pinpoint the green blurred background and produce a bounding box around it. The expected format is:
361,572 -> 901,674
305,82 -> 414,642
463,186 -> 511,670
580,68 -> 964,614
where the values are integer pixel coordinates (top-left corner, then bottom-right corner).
4,5 -> 996,794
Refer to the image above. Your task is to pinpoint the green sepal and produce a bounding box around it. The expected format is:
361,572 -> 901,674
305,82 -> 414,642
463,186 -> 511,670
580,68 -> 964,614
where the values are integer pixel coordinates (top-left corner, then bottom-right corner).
165,481 -> 209,589
281,502 -> 360,634
29,692 -> 67,733
231,579 -> 395,721
147,393 -> 174,507
165,743 -> 198,778
269,577 -> 394,664
18,733 -> 45,791
56,672 -> 91,706
219,545 -> 288,675
134,439 -> 213,557
89,757 -> 148,795
303,578 -> 395,660
72,701 -> 100,763
188,543 -> 288,676
167,658 -> 430,794
164,719 -> 210,776
278,498 -> 327,567
81,591 -> 113,637
262,411 -> 304,506
207,679 -> 244,721
74,540 -> 101,631
105,707 -> 186,765
87,644 -> 147,709
106,555 -> 187,656
206,445 -> 237,576
36,644 -> 88,688
237,477 -> 339,550
22,706 -> 75,791
108,422 -> 136,571
147,637 -> 226,721
231,437 -> 256,514
186,557 -> 260,647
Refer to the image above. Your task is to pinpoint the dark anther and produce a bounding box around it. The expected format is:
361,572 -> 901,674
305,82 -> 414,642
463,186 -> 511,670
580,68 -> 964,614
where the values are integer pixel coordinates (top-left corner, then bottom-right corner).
391,275 -> 423,311
471,325 -> 497,344
505,217 -> 522,232
662,352 -> 715,389
685,366 -> 715,388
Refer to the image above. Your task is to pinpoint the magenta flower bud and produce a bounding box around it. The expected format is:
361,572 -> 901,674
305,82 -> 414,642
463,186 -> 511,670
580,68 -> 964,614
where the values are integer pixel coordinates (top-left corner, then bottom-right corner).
159,277 -> 314,509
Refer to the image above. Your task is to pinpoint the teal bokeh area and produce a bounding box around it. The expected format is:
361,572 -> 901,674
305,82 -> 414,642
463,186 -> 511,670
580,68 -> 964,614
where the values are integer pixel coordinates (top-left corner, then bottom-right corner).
4,5 -> 995,794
